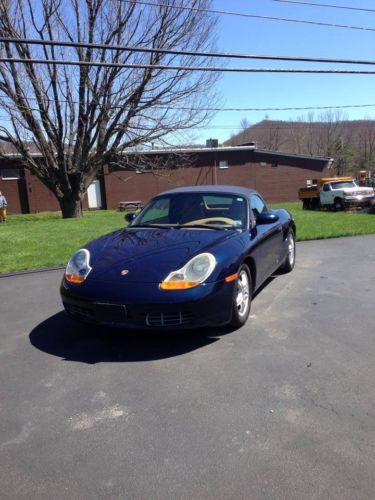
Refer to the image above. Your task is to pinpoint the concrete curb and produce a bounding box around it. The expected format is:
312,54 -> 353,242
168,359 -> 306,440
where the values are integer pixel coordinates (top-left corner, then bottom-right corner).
0,267 -> 64,279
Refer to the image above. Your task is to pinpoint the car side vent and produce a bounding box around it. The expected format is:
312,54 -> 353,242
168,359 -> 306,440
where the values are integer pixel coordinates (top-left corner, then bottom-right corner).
146,311 -> 194,327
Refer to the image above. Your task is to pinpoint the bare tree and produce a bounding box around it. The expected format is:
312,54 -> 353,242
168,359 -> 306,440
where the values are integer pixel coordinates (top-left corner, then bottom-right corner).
354,120 -> 375,170
240,117 -> 251,131
261,121 -> 284,151
313,110 -> 345,158
0,0 -> 219,217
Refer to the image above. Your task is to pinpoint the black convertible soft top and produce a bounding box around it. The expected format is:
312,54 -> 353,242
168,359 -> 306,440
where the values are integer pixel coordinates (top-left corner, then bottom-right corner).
158,185 -> 257,198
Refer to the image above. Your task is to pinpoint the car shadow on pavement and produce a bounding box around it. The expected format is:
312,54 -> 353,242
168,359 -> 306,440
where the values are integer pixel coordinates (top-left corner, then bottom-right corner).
29,311 -> 237,364
29,276 -> 276,364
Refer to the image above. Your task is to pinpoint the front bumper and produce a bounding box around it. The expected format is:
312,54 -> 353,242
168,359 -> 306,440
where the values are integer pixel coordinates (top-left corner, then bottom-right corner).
343,194 -> 375,206
60,279 -> 234,329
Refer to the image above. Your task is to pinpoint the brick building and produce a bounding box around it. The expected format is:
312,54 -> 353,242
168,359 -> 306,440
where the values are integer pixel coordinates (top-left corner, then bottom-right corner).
0,144 -> 332,214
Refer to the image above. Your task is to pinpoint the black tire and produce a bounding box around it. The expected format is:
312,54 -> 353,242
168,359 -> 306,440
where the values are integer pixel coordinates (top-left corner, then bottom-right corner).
334,198 -> 345,211
230,264 -> 252,328
312,198 -> 321,210
279,229 -> 296,273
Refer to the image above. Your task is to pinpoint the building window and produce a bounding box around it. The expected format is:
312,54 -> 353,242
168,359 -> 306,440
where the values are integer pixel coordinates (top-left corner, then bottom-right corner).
219,160 -> 229,169
1,168 -> 21,180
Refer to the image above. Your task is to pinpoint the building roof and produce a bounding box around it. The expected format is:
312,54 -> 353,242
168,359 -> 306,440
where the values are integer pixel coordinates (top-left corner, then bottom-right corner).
126,145 -> 331,163
0,140 -> 41,156
130,144 -> 255,155
0,141 -> 332,166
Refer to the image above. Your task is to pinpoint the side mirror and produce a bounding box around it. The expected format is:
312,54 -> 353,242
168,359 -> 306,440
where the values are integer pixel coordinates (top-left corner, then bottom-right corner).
257,212 -> 279,225
125,212 -> 137,223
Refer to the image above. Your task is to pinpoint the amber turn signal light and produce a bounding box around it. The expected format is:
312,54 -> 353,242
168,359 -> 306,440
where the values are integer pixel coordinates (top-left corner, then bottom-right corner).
65,274 -> 85,284
225,273 -> 238,283
160,281 -> 199,290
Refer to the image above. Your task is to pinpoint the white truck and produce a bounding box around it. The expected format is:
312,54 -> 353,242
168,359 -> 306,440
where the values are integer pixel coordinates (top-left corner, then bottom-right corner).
299,177 -> 375,210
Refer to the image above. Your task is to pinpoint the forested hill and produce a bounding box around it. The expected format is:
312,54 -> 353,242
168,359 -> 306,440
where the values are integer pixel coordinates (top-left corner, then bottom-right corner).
224,119 -> 375,174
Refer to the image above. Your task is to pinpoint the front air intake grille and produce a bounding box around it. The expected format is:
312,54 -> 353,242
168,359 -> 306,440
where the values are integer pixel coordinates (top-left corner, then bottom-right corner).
65,302 -> 94,320
64,302 -> 127,323
146,311 -> 194,327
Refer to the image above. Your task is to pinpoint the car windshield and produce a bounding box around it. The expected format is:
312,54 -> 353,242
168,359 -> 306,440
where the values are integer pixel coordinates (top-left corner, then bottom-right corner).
330,181 -> 357,190
130,192 -> 248,229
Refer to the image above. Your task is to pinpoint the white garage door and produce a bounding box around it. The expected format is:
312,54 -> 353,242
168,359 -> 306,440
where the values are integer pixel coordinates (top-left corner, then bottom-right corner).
87,180 -> 102,209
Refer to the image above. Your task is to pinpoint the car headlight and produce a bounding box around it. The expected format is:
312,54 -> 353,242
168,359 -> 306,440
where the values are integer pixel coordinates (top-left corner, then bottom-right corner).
64,248 -> 92,284
160,253 -> 216,290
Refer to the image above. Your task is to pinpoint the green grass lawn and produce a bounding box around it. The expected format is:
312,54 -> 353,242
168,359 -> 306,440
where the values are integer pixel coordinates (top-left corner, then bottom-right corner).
0,204 -> 374,274
0,210 -> 126,273
272,202 -> 375,241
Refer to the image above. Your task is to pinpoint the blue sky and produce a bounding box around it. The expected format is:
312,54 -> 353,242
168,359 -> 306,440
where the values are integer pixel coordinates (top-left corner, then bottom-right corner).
2,1 -> 375,148
192,0 -> 375,144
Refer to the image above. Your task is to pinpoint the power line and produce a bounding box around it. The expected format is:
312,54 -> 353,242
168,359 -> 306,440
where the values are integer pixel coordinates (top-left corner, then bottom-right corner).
3,120 -> 375,131
205,104 -> 375,111
2,37 -> 375,66
272,0 -> 375,14
119,0 -> 375,33
3,57 -> 375,73
222,124 -> 375,134
1,93 -> 375,112
2,108 -> 375,130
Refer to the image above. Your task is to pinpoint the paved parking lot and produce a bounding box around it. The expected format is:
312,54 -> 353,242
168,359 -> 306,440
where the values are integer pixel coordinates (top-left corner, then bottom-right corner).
1,235 -> 375,500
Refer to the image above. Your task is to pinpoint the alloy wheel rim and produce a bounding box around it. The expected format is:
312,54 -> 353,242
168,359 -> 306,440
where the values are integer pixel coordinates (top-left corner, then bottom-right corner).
288,234 -> 295,266
236,270 -> 250,317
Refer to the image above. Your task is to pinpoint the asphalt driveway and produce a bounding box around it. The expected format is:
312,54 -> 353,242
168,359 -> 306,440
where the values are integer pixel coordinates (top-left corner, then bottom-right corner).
1,235 -> 375,500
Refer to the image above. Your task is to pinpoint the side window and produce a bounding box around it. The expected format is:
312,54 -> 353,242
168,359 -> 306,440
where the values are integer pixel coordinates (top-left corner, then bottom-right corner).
140,198 -> 170,223
323,184 -> 330,192
251,194 -> 267,217
218,160 -> 229,169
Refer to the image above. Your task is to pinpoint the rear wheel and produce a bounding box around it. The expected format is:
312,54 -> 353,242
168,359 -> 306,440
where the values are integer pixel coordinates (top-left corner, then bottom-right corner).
230,264 -> 252,328
311,198 -> 320,210
279,229 -> 295,273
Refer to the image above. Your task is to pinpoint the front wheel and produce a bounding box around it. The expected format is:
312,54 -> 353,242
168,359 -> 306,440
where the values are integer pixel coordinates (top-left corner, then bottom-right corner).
230,264 -> 252,328
334,198 -> 345,211
279,229 -> 296,273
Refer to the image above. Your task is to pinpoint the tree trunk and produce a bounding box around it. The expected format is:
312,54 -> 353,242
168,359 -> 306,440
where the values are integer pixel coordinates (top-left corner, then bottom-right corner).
59,197 -> 83,218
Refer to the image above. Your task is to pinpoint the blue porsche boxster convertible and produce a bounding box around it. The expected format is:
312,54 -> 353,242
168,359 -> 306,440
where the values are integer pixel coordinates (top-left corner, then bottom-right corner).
60,185 -> 295,329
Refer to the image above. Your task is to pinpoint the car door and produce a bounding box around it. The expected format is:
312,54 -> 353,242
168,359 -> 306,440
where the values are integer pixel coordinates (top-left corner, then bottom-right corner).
249,194 -> 283,286
320,183 -> 332,205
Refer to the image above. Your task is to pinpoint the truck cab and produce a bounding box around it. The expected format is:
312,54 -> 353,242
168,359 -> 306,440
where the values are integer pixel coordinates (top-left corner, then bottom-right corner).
320,179 -> 375,210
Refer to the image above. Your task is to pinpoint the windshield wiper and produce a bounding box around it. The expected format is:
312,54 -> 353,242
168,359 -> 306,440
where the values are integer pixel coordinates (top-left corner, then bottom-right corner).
130,223 -> 237,230
174,223 -> 234,230
129,223 -> 173,229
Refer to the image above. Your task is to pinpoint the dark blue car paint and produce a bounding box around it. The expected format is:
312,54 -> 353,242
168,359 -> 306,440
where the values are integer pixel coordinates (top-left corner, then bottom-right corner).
61,279 -> 234,327
82,226 -> 240,283
60,186 -> 295,329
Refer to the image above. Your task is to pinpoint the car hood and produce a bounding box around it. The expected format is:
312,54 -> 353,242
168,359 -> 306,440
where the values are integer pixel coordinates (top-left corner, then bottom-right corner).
85,227 -> 239,283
